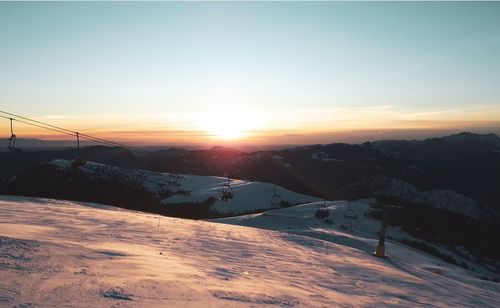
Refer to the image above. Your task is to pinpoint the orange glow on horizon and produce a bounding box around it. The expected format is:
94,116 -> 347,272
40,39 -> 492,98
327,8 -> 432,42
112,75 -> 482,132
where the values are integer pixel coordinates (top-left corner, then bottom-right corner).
1,105 -> 500,146
4,121 -> 500,148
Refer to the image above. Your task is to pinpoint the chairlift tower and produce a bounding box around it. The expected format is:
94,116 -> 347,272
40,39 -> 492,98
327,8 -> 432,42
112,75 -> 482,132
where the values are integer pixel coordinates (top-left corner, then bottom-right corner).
374,205 -> 388,257
7,118 -> 16,150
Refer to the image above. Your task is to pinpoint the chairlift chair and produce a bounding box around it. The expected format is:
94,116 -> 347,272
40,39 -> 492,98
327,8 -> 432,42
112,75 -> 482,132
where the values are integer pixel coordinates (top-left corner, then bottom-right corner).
220,178 -> 234,202
344,208 -> 359,220
270,184 -> 282,207
344,201 -> 359,220
174,174 -> 181,186
343,201 -> 359,232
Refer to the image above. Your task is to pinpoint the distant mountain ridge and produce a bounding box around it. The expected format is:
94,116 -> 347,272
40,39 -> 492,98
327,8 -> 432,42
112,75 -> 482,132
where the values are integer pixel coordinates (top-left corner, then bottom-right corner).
1,132 -> 500,218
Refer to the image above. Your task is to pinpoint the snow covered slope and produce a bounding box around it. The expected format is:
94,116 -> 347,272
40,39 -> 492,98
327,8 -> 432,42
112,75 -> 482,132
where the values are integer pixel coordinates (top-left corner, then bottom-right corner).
162,175 -> 320,214
216,200 -> 413,245
1,196 -> 499,307
216,200 -> 500,288
48,159 -> 319,215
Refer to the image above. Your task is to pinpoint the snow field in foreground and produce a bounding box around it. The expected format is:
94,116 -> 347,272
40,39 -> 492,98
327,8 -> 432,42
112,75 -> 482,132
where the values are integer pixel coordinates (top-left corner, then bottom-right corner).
0,195 -> 499,307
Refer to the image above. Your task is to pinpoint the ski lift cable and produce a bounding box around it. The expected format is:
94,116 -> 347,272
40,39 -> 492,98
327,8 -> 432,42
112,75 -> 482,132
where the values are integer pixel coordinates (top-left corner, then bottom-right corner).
0,110 -> 123,150
0,110 -> 148,152
1,110 -> 76,135
1,115 -> 74,137
0,111 -> 146,152
0,112 -> 149,153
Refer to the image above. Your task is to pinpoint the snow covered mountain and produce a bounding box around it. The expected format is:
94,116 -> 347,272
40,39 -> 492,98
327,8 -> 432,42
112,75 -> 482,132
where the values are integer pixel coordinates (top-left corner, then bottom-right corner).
1,195 -> 499,307
2,132 -> 500,217
4,159 -> 318,218
336,175 -> 494,219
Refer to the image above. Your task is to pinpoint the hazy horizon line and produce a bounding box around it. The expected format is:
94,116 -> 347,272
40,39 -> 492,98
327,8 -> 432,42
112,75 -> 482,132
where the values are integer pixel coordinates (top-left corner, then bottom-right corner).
2,129 -> 498,152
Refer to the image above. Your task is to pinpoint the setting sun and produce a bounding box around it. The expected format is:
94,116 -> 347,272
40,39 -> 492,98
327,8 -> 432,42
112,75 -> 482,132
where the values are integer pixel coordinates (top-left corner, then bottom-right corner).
196,110 -> 263,141
1,2 -> 500,307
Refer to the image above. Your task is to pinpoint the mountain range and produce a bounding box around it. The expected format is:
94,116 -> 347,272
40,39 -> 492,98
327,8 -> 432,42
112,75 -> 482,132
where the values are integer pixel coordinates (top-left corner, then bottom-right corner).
1,132 -> 500,274
2,132 -> 499,218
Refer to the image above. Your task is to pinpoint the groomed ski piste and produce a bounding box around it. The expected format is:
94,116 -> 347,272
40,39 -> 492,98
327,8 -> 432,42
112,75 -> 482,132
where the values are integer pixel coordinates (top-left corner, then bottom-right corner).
1,195 -> 499,307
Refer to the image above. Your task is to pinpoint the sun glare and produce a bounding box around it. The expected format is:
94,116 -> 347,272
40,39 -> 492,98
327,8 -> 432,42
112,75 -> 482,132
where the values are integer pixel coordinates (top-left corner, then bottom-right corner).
197,110 -> 261,141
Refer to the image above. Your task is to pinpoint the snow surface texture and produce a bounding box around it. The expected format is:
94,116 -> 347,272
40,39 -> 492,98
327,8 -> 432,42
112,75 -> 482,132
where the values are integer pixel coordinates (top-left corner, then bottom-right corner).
216,200 -> 500,279
1,196 -> 499,307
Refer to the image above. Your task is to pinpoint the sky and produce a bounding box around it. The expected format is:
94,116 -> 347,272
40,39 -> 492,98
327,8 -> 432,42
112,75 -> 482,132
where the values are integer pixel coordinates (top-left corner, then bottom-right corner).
1,2 -> 500,146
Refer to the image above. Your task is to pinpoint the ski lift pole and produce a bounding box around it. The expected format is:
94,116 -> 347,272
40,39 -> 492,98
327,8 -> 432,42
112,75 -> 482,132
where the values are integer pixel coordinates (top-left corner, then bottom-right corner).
374,205 -> 388,257
8,118 -> 16,150
75,132 -> 80,159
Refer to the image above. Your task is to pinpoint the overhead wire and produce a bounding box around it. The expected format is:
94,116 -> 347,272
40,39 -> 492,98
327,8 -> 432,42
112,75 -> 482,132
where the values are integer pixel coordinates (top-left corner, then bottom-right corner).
0,114 -> 75,137
0,111 -> 149,153
1,110 -> 76,135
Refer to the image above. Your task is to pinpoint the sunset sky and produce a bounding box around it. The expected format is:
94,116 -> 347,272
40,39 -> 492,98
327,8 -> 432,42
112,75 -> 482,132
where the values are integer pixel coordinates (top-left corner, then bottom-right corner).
1,2 -> 500,146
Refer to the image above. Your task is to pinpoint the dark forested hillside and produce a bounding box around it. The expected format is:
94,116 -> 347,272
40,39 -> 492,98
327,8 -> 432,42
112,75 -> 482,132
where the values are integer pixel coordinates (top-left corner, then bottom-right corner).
2,132 -> 500,216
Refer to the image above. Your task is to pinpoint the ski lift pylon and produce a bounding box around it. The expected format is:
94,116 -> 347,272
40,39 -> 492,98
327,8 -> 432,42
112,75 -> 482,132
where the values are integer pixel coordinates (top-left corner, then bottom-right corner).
71,131 -> 85,169
75,132 -> 80,158
7,118 -> 16,151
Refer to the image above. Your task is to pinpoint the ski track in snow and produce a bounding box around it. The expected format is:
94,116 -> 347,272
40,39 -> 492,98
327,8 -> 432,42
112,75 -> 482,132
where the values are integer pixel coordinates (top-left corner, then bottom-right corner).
0,195 -> 499,307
